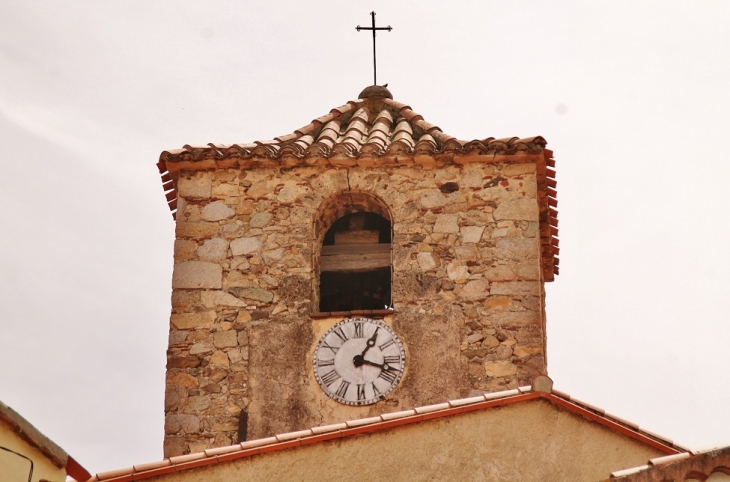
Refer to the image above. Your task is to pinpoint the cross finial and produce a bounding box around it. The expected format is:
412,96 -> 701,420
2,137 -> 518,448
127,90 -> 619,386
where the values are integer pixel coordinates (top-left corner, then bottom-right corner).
356,11 -> 392,85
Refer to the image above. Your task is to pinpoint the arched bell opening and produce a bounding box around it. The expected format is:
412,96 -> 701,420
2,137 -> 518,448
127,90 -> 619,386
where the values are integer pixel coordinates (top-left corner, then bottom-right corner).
313,191 -> 392,313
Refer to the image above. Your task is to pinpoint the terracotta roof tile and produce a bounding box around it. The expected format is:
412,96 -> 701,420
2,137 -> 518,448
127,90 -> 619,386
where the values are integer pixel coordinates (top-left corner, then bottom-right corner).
133,459 -> 171,472
649,452 -> 690,466
157,86 -> 559,279
311,422 -> 347,435
381,409 -> 417,421
276,429 -> 314,442
88,377 -> 687,482
486,388 -> 519,400
611,465 -> 650,478
414,402 -> 451,414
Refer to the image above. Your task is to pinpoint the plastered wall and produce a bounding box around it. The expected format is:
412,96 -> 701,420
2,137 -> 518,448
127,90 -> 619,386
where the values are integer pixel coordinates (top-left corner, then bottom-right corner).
0,421 -> 66,482
152,399 -> 663,482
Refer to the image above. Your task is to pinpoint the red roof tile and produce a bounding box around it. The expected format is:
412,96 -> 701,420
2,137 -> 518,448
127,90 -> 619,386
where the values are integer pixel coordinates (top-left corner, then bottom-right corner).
88,377 -> 684,482
157,86 -> 559,280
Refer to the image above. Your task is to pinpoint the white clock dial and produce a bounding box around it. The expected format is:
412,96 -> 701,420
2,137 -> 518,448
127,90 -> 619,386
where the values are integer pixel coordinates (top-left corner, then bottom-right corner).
313,318 -> 405,406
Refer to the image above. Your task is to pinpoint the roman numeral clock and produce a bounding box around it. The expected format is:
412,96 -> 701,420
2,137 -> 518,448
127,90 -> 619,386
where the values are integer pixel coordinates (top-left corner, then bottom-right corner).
313,318 -> 406,406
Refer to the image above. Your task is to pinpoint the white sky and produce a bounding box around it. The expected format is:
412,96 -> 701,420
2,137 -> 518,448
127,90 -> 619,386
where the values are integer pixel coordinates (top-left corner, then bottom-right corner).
1,0 -> 729,475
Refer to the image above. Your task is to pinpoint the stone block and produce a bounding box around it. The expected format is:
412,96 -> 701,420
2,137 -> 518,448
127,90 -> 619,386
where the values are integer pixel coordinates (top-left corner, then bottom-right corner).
178,177 -> 211,198
174,239 -> 198,261
170,311 -> 216,330
188,395 -> 211,412
485,296 -> 510,310
460,226 -> 485,243
230,237 -> 261,256
165,414 -> 200,434
459,279 -> 489,300
167,356 -> 201,369
164,386 -> 186,411
514,344 -> 543,357
236,310 -> 252,324
212,331 -> 238,348
417,252 -> 440,271
455,245 -> 478,262
467,333 -> 484,343
201,201 -> 235,222
481,335 -> 500,348
490,281 -> 541,296
210,350 -> 230,366
493,198 -> 538,221
515,260 -> 540,280
212,182 -> 239,197
493,311 -> 542,325
420,189 -> 448,208
176,222 -> 219,239
201,290 -> 246,308
447,261 -> 469,282
461,169 -> 483,188
484,265 -> 515,282
229,287 -> 274,303
197,238 -> 229,261
171,290 -> 201,312
263,248 -> 284,265
484,360 -> 517,377
246,181 -> 272,198
172,261 -> 223,289
433,214 -> 459,233
250,212 -> 273,228
163,437 -> 187,458
496,238 -> 539,259
166,372 -> 199,388
189,342 -> 214,355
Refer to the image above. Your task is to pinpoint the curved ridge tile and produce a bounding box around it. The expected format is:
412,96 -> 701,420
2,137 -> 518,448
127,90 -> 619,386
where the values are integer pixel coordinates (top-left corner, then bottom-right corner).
400,108 -> 424,123
415,134 -> 438,154
413,119 -> 441,134
317,120 -> 341,144
382,98 -> 411,112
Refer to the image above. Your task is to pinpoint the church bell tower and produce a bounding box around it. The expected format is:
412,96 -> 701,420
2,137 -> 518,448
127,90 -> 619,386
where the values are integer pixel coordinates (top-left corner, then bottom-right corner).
157,85 -> 559,457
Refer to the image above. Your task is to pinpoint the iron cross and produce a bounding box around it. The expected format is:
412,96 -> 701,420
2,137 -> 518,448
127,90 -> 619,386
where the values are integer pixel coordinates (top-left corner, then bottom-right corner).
356,11 -> 392,85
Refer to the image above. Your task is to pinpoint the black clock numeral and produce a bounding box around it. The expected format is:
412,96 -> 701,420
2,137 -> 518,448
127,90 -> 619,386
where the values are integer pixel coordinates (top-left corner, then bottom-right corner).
317,358 -> 335,367
354,322 -> 364,338
378,370 -> 397,384
371,382 -> 382,397
322,341 -> 339,354
379,339 -> 395,350
333,327 -> 348,343
383,355 -> 400,365
356,384 -> 366,401
321,369 -> 341,387
335,380 -> 350,398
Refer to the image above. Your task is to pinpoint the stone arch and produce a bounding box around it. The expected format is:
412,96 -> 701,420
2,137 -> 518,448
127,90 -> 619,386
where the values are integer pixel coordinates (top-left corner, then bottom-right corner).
313,190 -> 393,312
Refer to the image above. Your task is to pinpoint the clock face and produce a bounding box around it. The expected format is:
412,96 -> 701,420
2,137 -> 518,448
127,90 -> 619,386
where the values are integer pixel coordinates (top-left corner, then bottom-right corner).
313,318 -> 405,406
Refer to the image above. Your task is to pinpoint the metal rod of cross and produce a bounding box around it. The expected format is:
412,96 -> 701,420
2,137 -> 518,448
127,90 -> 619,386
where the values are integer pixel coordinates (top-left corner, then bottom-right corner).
356,11 -> 392,85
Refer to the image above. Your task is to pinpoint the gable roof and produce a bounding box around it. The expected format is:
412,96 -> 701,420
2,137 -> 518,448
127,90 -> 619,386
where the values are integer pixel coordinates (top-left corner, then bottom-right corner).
156,85 -> 559,280
89,377 -> 686,482
0,399 -> 91,482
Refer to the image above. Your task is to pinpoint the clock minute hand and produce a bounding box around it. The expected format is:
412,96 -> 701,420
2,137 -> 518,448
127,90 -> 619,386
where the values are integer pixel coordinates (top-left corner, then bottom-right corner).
360,358 -> 400,371
360,328 -> 379,357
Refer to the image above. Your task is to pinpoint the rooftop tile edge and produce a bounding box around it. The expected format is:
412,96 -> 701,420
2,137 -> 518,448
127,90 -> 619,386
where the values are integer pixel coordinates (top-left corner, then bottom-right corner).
89,387 -> 538,481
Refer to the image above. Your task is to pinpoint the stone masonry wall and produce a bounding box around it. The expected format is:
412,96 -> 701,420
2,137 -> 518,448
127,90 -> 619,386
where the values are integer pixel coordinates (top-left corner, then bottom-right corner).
164,161 -> 546,457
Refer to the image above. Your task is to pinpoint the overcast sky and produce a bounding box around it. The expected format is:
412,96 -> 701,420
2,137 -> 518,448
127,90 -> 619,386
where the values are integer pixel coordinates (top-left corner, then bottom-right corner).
1,0 -> 729,475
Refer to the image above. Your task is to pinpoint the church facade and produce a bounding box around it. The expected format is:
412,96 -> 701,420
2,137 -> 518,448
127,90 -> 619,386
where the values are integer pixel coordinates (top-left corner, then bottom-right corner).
156,85 -> 558,456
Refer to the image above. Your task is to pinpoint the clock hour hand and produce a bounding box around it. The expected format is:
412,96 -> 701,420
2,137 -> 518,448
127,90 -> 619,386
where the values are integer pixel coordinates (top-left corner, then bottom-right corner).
352,356 -> 397,371
359,328 -> 379,357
